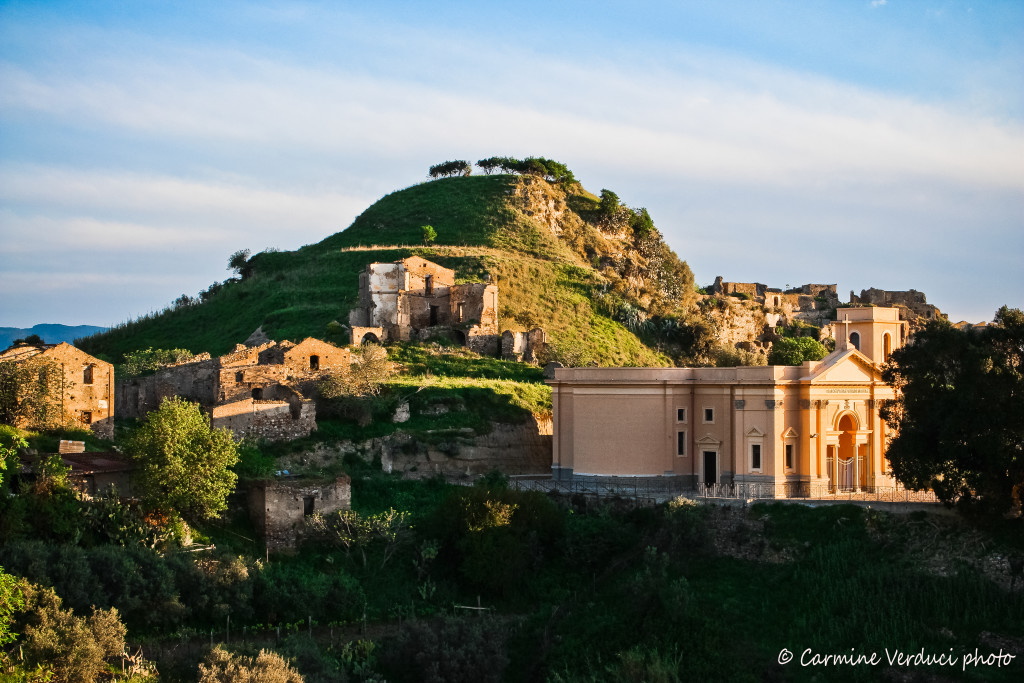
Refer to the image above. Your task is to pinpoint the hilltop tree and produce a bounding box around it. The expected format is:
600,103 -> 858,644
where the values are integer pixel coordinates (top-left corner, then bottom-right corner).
124,397 -> 239,523
429,160 -> 472,178
880,307 -> 1024,517
476,157 -> 503,174
227,249 -> 252,279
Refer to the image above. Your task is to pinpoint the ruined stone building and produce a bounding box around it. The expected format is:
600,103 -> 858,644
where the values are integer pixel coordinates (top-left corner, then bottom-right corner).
348,256 -> 502,355
710,276 -> 840,326
849,288 -> 942,322
0,342 -> 114,439
118,337 -> 350,441
550,307 -> 908,498
249,475 -> 351,551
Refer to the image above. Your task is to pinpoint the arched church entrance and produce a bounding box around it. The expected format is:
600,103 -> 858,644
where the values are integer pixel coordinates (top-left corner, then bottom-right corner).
828,412 -> 865,492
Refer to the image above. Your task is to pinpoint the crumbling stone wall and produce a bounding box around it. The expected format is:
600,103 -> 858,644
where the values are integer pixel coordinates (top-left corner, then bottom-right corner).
501,328 -> 547,363
212,399 -> 316,441
249,475 -> 351,552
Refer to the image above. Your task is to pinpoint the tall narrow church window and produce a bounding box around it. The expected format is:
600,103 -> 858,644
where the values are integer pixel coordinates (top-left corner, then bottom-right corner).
882,333 -> 892,361
785,444 -> 793,470
751,444 -> 761,471
849,331 -> 861,351
677,431 -> 686,456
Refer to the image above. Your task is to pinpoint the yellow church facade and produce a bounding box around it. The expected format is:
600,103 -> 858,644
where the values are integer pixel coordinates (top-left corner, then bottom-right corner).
549,307 -> 908,497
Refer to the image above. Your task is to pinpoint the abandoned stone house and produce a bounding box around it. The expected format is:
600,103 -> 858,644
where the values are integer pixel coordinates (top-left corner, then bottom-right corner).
117,337 -> 350,441
248,475 -> 351,551
0,342 -> 115,439
550,307 -> 908,498
348,256 -> 501,353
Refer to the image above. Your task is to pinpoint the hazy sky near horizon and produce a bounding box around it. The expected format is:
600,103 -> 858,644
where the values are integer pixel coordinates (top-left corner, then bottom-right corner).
1,0 -> 1022,329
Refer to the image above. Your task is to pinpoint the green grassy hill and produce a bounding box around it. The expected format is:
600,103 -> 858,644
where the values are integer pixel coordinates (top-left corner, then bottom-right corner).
79,174 -> 695,367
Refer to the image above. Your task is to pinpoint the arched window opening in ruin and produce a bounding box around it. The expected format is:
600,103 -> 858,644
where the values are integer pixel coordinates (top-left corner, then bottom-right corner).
425,275 -> 433,295
309,355 -> 320,371
457,303 -> 464,322
429,305 -> 439,326
883,333 -> 892,361
452,330 -> 467,346
361,332 -> 380,345
83,365 -> 93,385
252,387 -> 263,400
849,331 -> 861,351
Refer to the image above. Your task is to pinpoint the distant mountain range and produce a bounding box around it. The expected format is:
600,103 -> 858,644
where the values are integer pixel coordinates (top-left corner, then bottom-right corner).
0,324 -> 108,349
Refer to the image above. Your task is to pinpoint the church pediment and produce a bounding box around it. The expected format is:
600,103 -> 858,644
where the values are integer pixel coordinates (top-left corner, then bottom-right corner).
805,349 -> 880,384
696,434 -> 722,446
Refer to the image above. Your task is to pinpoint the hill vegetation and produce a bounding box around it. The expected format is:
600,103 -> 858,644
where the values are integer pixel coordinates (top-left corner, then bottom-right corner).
78,170 -> 696,368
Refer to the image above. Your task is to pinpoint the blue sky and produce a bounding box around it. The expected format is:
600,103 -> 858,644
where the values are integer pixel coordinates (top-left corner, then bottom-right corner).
1,0 -> 1021,329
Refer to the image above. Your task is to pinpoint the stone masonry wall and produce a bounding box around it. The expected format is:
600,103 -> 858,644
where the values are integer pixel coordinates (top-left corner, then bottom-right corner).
249,475 -> 352,552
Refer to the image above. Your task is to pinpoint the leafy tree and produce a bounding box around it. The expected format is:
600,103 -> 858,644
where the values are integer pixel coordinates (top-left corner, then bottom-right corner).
598,189 -> 620,218
880,307 -> 1024,516
628,207 -> 655,238
11,334 -> 44,346
124,397 -> 239,523
421,224 -> 438,245
227,249 -> 252,279
476,156 -> 503,174
768,336 -> 828,366
0,358 -> 72,431
428,160 -> 472,178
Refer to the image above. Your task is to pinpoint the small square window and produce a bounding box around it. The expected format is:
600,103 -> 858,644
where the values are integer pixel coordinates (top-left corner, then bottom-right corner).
676,431 -> 686,456
751,444 -> 761,471
703,408 -> 714,423
676,408 -> 686,422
